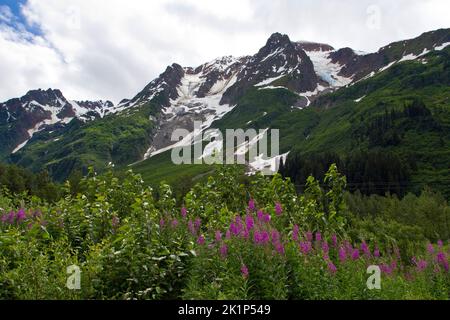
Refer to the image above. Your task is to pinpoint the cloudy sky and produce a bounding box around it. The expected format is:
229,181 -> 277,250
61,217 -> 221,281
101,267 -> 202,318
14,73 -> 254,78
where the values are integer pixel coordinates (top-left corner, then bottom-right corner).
0,0 -> 448,103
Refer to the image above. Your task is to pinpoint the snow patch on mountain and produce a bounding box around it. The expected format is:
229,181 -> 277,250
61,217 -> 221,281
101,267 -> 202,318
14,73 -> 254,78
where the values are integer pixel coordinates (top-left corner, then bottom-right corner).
254,75 -> 285,87
305,50 -> 352,87
434,42 -> 450,50
143,62 -> 239,159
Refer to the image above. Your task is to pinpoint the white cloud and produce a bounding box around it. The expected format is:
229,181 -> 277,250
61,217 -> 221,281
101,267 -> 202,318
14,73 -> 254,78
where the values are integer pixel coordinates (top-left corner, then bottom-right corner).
0,0 -> 448,103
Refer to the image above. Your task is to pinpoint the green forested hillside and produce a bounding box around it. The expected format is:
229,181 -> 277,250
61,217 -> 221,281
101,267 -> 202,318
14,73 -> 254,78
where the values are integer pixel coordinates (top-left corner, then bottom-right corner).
7,102 -> 158,182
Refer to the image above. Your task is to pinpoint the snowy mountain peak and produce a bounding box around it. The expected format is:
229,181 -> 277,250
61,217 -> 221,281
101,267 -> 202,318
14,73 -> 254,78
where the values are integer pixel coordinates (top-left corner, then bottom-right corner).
0,88 -> 114,154
266,32 -> 292,47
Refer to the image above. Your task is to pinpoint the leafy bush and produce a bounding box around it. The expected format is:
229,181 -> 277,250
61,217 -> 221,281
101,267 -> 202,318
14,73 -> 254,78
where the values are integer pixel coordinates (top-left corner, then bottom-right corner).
0,165 -> 448,299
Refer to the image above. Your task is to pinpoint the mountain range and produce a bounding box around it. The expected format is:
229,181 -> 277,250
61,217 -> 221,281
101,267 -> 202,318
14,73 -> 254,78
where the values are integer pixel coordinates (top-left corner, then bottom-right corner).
0,28 -> 449,195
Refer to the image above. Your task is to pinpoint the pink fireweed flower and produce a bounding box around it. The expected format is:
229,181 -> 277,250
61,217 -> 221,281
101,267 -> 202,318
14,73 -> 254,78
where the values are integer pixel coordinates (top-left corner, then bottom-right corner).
262,231 -> 270,244
263,213 -> 271,223
351,249 -> 360,260
194,217 -> 201,230
437,240 -> 443,248
1,214 -> 7,223
171,219 -> 179,228
257,210 -> 264,221
215,231 -> 222,242
315,232 -> 322,243
197,235 -> 205,245
181,207 -> 187,219
380,264 -> 392,275
159,218 -> 165,228
416,259 -> 428,272
305,231 -> 313,242
16,209 -> 26,222
300,241 -> 312,255
248,199 -> 255,212
344,240 -> 353,254
225,229 -> 231,239
241,264 -> 249,279
219,244 -> 228,258
245,215 -> 254,231
275,202 -> 283,216
292,225 -> 299,241
327,261 -> 337,274
322,241 -> 329,253
426,243 -> 434,254
254,231 -> 270,245
271,230 -> 280,243
188,220 -> 196,235
338,247 -> 347,263
374,246 -> 380,258
230,222 -> 242,236
331,234 -> 338,247
361,241 -> 370,257
390,260 -> 397,271
253,231 -> 261,244
7,211 -> 15,224
436,252 -> 449,272
275,241 -> 285,255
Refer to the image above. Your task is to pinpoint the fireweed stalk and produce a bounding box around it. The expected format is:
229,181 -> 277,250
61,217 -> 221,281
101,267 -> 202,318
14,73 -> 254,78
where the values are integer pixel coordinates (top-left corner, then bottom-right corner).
156,201 -> 449,284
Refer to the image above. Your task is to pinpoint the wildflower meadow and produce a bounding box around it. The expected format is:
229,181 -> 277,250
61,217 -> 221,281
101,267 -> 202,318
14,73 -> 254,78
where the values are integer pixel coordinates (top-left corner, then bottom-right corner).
0,165 -> 449,299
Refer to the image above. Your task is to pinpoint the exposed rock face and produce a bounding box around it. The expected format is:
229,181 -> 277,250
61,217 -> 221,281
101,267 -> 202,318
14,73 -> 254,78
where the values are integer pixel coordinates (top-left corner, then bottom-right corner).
114,63 -> 186,112
333,28 -> 450,81
220,33 -> 318,104
108,29 -> 450,159
195,56 -> 245,98
296,41 -> 335,52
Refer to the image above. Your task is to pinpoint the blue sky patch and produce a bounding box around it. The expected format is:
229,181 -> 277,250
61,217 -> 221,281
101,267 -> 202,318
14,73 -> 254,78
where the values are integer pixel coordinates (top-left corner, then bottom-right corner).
0,0 -> 42,36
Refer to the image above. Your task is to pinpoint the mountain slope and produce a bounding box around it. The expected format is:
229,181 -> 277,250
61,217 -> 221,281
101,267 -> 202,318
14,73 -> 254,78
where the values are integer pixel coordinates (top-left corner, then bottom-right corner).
9,101 -> 157,181
1,28 -> 449,188
0,88 -> 113,158
278,46 -> 450,197
133,40 -> 450,194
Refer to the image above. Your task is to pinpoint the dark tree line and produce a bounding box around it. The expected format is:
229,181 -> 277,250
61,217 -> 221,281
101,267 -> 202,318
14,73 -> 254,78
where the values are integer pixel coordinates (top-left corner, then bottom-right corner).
279,151 -> 413,197
352,99 -> 441,148
0,163 -> 60,202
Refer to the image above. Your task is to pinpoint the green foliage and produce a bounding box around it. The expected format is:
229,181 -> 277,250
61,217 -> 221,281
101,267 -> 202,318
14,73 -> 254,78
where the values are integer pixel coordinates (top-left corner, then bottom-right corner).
0,165 -> 448,300
0,163 -> 60,202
